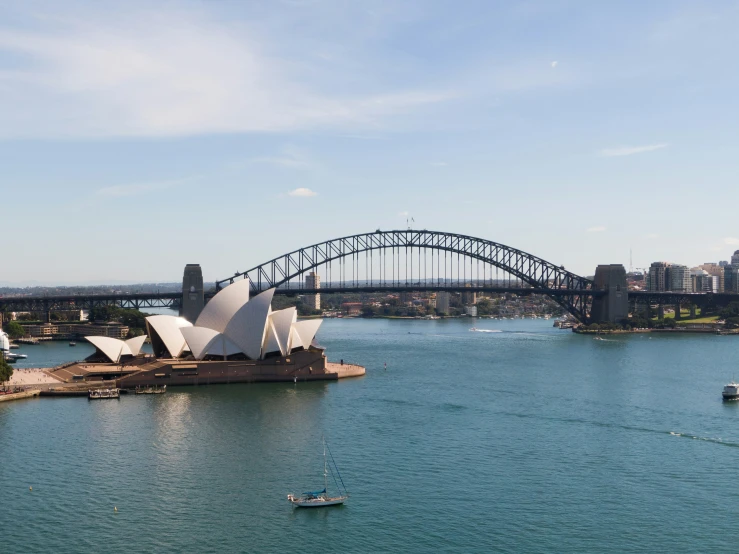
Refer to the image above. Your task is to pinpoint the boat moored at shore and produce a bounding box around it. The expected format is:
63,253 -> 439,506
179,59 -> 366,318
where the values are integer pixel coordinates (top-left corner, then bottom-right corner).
89,388 -> 120,400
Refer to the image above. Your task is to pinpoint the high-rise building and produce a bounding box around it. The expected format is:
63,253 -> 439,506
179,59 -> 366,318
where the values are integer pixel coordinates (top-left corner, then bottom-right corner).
436,292 -> 450,315
648,262 -> 670,291
699,263 -> 725,292
690,268 -> 711,292
732,250 -> 739,265
669,264 -> 691,292
304,272 -> 321,310
725,264 -> 739,293
708,275 -> 720,293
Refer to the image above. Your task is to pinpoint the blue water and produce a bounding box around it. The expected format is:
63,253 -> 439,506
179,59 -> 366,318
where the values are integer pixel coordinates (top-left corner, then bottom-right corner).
2,319 -> 739,552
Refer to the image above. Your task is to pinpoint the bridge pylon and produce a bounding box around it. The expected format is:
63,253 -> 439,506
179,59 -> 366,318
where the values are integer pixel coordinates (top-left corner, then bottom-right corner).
182,264 -> 204,323
589,264 -> 628,323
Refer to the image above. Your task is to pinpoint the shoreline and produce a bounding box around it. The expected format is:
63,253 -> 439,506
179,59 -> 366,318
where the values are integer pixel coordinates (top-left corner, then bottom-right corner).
574,328 -> 739,335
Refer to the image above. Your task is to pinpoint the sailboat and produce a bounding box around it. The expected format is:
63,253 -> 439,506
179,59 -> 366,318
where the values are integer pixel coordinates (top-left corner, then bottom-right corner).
287,438 -> 348,508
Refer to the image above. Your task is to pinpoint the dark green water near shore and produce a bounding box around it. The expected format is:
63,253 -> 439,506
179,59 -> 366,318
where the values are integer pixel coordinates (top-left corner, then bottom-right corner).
2,319 -> 739,552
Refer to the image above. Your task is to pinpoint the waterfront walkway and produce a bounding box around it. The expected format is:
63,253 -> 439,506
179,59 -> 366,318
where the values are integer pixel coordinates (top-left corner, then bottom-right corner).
327,362 -> 365,378
7,369 -> 62,387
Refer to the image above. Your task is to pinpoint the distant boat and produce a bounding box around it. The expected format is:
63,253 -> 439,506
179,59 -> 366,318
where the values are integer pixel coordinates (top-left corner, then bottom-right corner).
287,438 -> 348,508
4,352 -> 27,362
723,381 -> 739,401
69,342 -> 77,347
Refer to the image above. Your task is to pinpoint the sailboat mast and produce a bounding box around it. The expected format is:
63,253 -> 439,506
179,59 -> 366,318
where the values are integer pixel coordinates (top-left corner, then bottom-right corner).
323,438 -> 328,494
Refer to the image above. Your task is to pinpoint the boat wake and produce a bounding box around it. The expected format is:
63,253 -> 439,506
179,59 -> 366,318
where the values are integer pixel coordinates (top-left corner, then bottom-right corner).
668,431 -> 739,447
469,328 -> 502,333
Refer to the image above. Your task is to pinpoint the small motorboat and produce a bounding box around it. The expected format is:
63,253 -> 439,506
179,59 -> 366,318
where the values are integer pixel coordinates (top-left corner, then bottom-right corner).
69,342 -> 77,347
288,438 -> 348,508
723,382 -> 739,400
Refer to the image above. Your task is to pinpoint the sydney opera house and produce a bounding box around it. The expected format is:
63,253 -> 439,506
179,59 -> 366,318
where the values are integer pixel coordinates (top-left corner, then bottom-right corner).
75,279 -> 363,387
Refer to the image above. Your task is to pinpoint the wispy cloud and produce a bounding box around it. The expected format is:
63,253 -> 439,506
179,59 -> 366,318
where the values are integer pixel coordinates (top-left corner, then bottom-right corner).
0,7 -> 452,139
645,233 -> 659,239
725,237 -> 739,245
96,177 -> 194,197
398,211 -> 409,217
247,146 -> 313,169
587,226 -> 606,233
551,61 -> 558,68
600,143 -> 669,157
249,157 -> 311,168
430,162 -> 448,167
287,187 -> 317,197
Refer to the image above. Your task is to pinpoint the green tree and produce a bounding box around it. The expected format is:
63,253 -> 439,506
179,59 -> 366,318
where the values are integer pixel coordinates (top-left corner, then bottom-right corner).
5,320 -> 25,339
0,355 -> 13,384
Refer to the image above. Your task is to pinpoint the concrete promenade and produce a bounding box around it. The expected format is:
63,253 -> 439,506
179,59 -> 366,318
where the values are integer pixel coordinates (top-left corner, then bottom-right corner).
328,362 -> 366,378
7,368 -> 61,387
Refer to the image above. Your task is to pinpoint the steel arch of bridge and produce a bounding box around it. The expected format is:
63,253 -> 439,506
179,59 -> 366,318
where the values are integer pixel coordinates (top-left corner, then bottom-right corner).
217,230 -> 596,321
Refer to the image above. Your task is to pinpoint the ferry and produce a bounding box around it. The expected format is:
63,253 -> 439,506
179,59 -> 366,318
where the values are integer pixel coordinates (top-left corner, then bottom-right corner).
89,388 -> 120,400
723,382 -> 739,401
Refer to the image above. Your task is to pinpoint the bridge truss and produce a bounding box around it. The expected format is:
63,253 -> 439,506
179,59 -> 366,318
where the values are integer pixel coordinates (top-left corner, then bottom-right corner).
217,230 -> 596,321
0,292 -> 186,314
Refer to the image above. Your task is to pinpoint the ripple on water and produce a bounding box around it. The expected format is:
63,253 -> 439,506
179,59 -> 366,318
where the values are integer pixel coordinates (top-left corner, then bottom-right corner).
3,319 -> 739,552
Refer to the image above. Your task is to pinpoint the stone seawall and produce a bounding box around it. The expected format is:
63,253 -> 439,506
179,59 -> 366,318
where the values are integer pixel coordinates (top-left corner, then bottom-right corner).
0,390 -> 41,402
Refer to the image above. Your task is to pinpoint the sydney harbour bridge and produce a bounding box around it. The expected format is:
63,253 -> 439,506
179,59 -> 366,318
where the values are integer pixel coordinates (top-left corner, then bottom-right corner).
1,230 -> 735,324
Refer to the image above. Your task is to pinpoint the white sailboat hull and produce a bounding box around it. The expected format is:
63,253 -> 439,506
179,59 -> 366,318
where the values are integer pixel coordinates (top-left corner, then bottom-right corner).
288,496 -> 347,508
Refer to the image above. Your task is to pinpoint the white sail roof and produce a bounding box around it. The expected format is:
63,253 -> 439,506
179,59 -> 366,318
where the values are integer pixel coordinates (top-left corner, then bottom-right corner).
196,278 -> 251,333
266,307 -> 297,356
292,319 -> 322,350
0,331 -> 9,352
145,315 -> 193,358
181,326 -> 221,360
86,336 -> 131,363
207,334 -> 243,358
262,320 -> 282,356
289,327 -> 304,351
125,335 -> 147,356
224,288 -> 275,360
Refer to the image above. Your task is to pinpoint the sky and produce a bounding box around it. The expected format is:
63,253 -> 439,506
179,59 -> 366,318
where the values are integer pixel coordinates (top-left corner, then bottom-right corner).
2,0 -> 739,285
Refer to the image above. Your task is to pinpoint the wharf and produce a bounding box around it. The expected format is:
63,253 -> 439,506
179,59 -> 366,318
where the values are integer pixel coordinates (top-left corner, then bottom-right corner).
0,389 -> 41,402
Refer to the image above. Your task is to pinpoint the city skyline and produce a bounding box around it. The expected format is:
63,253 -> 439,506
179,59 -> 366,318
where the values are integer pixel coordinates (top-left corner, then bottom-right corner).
3,1 -> 739,284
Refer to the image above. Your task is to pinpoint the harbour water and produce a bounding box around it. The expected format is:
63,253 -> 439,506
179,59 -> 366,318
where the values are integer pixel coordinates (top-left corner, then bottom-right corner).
2,318 -> 739,552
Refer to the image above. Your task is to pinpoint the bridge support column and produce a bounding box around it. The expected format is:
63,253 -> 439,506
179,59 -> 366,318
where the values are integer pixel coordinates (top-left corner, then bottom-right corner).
590,264 -> 628,323
658,305 -> 665,319
690,304 -> 697,318
674,303 -> 681,320
181,264 -> 204,323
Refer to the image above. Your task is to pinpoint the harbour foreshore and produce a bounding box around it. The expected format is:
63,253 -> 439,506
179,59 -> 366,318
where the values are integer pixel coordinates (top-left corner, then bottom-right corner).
6,354 -> 365,398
